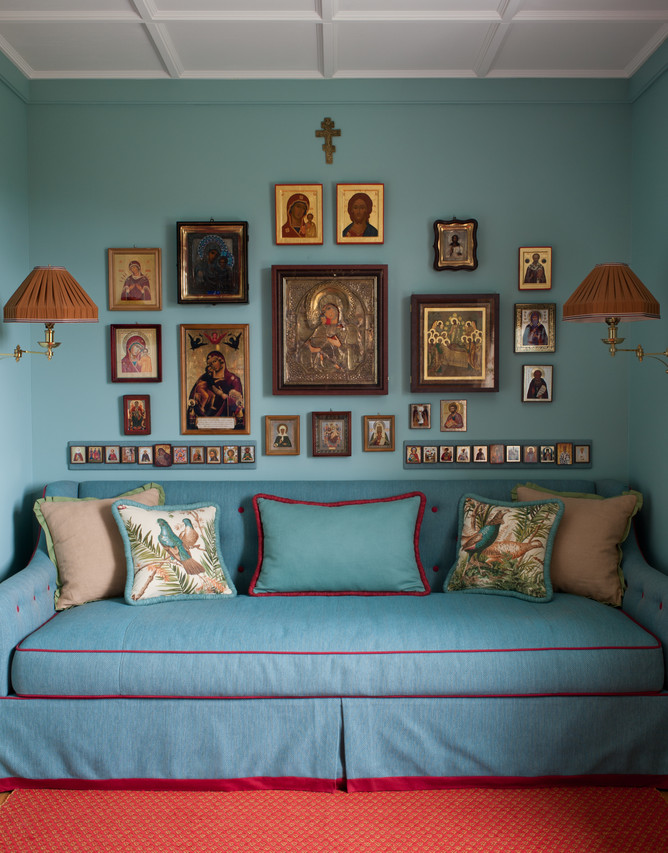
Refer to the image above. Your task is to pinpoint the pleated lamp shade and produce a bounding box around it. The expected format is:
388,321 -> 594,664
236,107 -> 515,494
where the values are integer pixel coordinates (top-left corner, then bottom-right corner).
3,266 -> 98,324
563,263 -> 660,323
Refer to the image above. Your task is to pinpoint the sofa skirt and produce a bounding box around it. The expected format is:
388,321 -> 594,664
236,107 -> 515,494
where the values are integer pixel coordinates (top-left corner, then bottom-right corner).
2,693 -> 668,792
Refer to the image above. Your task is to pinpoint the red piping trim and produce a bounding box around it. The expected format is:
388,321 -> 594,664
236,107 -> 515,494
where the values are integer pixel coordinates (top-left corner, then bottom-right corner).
0,776 -> 342,793
346,773 -> 668,792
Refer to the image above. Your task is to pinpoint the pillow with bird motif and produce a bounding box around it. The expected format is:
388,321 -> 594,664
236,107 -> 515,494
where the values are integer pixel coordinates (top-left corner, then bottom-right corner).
444,494 -> 564,602
112,500 -> 236,605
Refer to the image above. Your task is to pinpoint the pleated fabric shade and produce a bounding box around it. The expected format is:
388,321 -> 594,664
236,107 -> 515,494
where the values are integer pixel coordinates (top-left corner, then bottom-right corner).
563,263 -> 660,323
3,266 -> 98,324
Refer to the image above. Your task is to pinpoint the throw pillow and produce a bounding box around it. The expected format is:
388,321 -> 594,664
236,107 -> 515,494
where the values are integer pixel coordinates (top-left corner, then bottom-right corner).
249,492 -> 429,595
34,483 -> 165,610
112,500 -> 236,605
512,483 -> 642,605
444,494 -> 564,602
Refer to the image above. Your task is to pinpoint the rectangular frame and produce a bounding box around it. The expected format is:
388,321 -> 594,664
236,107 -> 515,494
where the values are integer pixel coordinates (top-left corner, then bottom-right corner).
363,415 -> 395,452
312,411 -> 351,457
122,395 -> 150,436
514,303 -> 556,353
180,324 -> 250,435
177,221 -> 248,304
519,247 -> 552,290
272,265 -> 388,395
265,415 -> 300,456
440,399 -> 467,431
336,183 -> 384,244
411,293 -> 499,393
275,184 -> 323,245
110,325 -> 162,383
108,248 -> 161,311
410,403 -> 431,429
433,218 -> 478,271
522,364 -> 553,402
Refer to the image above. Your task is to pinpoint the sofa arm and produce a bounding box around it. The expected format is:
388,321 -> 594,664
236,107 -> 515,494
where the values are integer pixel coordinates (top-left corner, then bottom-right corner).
0,550 -> 57,696
622,530 -> 668,688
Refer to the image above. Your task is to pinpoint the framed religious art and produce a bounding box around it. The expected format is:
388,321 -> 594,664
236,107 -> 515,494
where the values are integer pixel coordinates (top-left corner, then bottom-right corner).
108,248 -> 162,311
179,324 -> 250,435
272,264 -> 388,395
265,415 -> 300,456
336,183 -> 384,244
522,364 -> 553,402
122,394 -> 151,436
110,325 -> 162,383
433,217 -> 478,271
440,399 -> 467,432
519,247 -> 552,290
514,303 -> 556,353
410,294 -> 499,393
275,184 -> 323,245
363,415 -> 395,452
312,411 -> 351,457
177,221 -> 248,304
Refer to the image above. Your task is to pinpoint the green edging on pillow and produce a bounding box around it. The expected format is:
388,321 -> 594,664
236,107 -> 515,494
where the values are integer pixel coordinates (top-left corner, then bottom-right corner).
111,499 -> 237,605
444,493 -> 564,603
511,483 -> 642,606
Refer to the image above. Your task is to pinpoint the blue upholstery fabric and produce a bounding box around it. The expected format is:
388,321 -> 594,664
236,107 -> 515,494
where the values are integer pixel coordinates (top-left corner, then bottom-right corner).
13,593 -> 663,698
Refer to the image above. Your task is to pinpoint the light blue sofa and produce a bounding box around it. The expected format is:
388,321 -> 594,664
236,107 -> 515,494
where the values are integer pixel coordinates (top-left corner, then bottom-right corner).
1,477 -> 667,792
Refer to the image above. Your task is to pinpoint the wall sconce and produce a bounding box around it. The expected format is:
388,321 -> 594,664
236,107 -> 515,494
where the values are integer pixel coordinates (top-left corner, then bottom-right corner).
2,266 -> 98,361
563,262 -> 667,371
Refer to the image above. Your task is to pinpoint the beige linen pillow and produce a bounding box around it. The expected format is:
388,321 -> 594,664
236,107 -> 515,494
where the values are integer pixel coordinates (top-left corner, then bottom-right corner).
513,484 -> 642,606
34,484 -> 164,609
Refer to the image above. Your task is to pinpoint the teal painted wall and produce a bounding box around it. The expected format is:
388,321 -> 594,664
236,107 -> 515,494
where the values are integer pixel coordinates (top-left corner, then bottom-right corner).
0,73 -> 31,579
22,79 -> 632,494
630,48 -> 668,573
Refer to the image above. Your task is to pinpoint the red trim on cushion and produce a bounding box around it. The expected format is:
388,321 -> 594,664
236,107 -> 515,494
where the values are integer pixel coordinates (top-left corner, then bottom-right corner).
0,776 -> 343,794
248,492 -> 430,597
346,773 -> 668,792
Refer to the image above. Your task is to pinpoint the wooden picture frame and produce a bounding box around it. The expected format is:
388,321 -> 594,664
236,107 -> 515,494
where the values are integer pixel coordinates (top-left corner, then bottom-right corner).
272,264 -> 388,395
265,415 -> 300,456
108,248 -> 161,311
410,403 -> 431,429
104,445 -> 120,464
70,445 -> 86,464
312,411 -> 351,457
121,446 -> 137,464
522,364 -> 553,402
110,324 -> 162,383
172,446 -> 188,465
154,444 -> 172,467
336,183 -> 384,244
137,446 -> 153,465
440,399 -> 467,432
519,247 -> 552,290
180,324 -> 250,435
557,442 -> 573,465
410,293 -> 499,393
275,184 -> 323,245
433,218 -> 478,271
122,394 -> 151,436
363,415 -> 395,452
514,303 -> 556,353
177,221 -> 248,304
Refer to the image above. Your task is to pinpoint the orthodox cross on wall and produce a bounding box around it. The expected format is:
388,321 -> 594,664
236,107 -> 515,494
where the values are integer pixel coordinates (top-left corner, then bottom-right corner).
315,117 -> 341,164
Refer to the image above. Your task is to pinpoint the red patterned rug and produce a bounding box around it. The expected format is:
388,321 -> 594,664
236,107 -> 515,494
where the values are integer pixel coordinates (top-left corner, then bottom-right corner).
1,787 -> 668,852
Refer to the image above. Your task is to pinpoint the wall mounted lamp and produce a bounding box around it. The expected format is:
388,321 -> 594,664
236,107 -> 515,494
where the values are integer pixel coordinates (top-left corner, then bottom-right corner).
2,266 -> 98,361
563,262 -> 667,372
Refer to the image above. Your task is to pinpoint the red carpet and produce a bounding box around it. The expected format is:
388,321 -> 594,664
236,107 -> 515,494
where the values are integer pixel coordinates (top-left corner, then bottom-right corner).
1,787 -> 668,852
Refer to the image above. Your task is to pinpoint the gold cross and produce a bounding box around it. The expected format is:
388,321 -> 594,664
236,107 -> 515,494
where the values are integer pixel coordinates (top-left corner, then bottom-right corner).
315,117 -> 341,164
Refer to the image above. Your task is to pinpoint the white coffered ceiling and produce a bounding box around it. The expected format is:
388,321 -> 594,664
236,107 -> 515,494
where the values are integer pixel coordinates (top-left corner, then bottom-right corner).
0,1 -> 666,81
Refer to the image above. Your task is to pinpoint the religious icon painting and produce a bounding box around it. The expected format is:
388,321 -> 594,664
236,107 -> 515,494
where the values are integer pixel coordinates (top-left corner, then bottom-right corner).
336,184 -> 384,244
111,325 -> 162,383
223,445 -> 239,464
69,445 -> 86,464
440,400 -> 467,432
180,324 -> 250,436
123,394 -> 151,436
87,446 -> 103,464
137,446 -> 153,465
265,415 -> 300,457
519,247 -> 552,290
240,445 -> 255,463
514,303 -> 556,353
177,221 -> 248,304
405,444 -> 422,465
522,364 -> 553,403
172,446 -> 188,465
121,446 -> 137,464
189,446 -> 205,464
154,444 -> 173,467
312,411 -> 351,457
439,445 -> 454,463
108,248 -> 162,311
363,415 -> 395,452
575,444 -> 590,464
433,218 -> 478,271
410,403 -> 431,429
104,445 -> 120,464
275,184 -> 323,246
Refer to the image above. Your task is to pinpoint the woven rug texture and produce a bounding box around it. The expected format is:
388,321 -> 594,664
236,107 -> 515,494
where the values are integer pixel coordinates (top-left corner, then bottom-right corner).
1,786 -> 668,852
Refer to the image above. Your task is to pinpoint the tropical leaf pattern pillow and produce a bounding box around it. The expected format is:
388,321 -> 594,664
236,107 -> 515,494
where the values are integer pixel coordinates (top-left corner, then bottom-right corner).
445,494 -> 563,602
112,500 -> 236,605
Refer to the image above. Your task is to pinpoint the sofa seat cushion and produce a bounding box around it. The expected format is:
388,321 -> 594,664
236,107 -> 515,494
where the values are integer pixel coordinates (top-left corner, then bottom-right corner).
12,594 -> 663,699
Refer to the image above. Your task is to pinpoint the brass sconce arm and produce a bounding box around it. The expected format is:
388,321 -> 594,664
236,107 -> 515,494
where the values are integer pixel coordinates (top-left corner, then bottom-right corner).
602,317 -> 668,371
0,323 -> 61,361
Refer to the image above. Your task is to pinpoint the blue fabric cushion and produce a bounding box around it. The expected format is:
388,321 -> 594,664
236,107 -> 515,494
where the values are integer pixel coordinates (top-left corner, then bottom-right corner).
444,494 -> 564,602
112,500 -> 236,605
249,492 -> 429,595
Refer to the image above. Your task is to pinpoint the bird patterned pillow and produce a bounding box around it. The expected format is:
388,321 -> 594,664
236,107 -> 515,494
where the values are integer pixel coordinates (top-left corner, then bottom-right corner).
444,494 -> 564,602
111,500 -> 236,605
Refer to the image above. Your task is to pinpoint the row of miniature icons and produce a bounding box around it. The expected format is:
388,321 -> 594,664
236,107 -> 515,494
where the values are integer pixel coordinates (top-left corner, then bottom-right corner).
405,442 -> 590,465
70,444 -> 256,466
